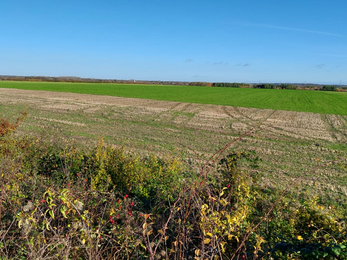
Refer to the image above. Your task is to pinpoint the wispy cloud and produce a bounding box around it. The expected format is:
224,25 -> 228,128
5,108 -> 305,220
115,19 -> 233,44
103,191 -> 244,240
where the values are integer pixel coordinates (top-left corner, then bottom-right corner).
206,61 -> 228,65
315,64 -> 326,69
237,22 -> 343,37
317,53 -> 347,58
236,63 -> 251,67
185,59 -> 193,63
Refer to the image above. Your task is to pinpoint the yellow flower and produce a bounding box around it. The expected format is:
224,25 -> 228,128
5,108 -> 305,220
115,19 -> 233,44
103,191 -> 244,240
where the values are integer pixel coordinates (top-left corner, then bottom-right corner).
297,235 -> 303,241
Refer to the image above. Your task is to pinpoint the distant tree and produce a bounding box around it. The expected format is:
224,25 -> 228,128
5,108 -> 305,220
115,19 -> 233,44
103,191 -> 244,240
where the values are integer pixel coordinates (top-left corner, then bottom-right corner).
278,84 -> 297,90
322,85 -> 337,91
188,82 -> 210,86
212,82 -> 248,88
253,84 -> 275,89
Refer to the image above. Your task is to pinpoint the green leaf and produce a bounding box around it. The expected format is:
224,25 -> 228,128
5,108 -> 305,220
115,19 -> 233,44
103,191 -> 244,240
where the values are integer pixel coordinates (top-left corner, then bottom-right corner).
49,210 -> 55,219
332,247 -> 341,256
45,220 -> 50,230
60,205 -> 67,218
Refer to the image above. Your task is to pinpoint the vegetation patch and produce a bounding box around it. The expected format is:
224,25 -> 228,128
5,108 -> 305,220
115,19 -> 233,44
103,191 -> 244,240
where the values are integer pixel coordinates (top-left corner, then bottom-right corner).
1,114 -> 347,259
1,81 -> 347,115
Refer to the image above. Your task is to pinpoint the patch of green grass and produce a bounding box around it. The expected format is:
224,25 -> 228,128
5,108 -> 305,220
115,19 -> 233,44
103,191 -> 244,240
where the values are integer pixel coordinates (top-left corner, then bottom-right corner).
327,143 -> 347,152
2,81 -> 347,115
172,111 -> 196,118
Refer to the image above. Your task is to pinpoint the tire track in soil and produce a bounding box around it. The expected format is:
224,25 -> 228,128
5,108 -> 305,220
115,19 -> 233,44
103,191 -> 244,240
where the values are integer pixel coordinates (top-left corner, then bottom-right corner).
229,106 -> 257,130
143,102 -> 188,125
222,106 -> 280,140
221,106 -> 237,119
169,102 -> 183,111
231,107 -> 321,141
260,109 -> 326,141
322,115 -> 347,141
164,103 -> 195,127
338,115 -> 347,140
230,106 -> 271,130
218,108 -> 313,153
179,103 -> 193,112
231,106 -> 273,130
340,116 -> 347,131
221,106 -> 250,131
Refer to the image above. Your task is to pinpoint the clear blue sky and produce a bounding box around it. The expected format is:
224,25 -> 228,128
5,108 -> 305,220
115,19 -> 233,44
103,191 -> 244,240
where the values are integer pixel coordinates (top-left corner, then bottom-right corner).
1,0 -> 346,84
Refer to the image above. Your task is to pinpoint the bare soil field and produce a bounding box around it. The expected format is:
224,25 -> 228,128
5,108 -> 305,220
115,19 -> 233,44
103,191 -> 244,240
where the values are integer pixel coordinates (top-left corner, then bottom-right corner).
1,88 -> 347,206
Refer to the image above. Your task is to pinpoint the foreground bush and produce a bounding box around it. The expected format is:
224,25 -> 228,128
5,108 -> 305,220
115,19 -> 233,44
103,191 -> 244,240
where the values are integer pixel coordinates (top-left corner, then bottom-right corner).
0,114 -> 346,259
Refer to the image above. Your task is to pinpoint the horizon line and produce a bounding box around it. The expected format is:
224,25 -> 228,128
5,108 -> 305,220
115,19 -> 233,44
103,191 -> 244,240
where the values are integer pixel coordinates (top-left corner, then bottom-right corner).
0,75 -> 345,86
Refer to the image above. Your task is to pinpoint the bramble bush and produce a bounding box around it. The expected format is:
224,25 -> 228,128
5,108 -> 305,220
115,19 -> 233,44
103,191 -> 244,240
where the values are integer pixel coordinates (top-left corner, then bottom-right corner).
91,138 -> 183,203
0,113 -> 346,259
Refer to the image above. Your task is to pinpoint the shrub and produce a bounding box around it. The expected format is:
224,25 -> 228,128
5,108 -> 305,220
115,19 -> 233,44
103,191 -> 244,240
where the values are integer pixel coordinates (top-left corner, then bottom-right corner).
0,111 -> 27,138
322,85 -> 337,91
91,139 -> 183,203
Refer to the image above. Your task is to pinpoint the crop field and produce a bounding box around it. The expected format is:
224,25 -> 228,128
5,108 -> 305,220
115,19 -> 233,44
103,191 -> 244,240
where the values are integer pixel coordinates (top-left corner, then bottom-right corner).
1,87 -> 347,258
1,87 -> 347,209
1,81 -> 347,115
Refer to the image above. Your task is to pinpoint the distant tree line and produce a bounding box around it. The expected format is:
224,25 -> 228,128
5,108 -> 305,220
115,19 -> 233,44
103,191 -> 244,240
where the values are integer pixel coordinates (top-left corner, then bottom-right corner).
0,76 -> 190,86
212,82 -> 250,88
253,84 -> 276,89
0,76 -> 344,92
278,84 -> 297,90
188,82 -> 211,87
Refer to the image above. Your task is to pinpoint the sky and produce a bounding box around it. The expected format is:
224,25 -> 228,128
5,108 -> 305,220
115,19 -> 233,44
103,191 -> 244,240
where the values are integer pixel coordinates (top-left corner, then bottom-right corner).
1,0 -> 346,84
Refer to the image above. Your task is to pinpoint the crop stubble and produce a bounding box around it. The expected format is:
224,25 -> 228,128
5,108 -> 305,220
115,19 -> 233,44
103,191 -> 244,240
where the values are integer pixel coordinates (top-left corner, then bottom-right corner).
0,88 -> 346,206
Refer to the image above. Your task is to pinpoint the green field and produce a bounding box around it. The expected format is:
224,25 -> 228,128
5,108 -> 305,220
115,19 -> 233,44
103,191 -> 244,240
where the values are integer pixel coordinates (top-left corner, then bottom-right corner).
1,81 -> 347,115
